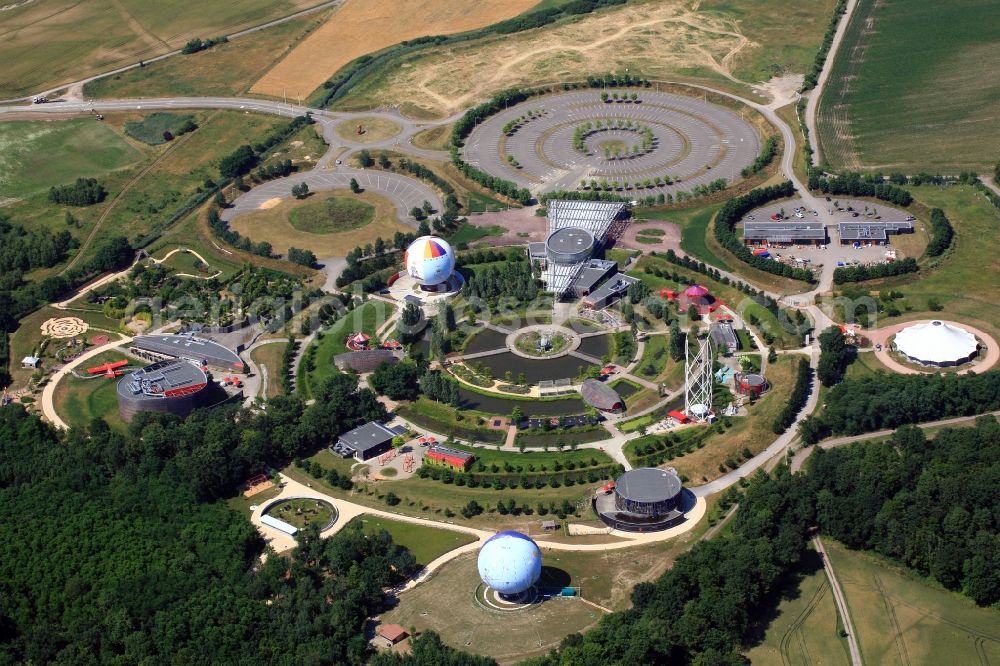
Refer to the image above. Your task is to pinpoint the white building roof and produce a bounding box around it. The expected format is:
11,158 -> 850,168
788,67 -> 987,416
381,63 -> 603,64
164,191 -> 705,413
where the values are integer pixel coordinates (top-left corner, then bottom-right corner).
894,321 -> 978,364
547,200 -> 625,240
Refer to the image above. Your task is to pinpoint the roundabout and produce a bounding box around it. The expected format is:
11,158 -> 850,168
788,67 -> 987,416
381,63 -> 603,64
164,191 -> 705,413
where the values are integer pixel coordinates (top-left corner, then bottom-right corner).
465,90 -> 762,195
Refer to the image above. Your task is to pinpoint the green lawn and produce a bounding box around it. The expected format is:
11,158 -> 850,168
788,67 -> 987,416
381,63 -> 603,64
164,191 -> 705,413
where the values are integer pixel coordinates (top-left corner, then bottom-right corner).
249,342 -> 288,399
447,222 -> 504,246
265,498 -> 336,529
350,515 -> 476,566
849,185 -> 1000,335
0,120 -> 146,199
299,300 -> 396,398
124,113 -> 196,145
52,350 -> 145,431
445,440 -> 613,470
817,0 -> 1000,172
639,203 -> 729,269
635,335 -> 670,381
288,195 -> 374,234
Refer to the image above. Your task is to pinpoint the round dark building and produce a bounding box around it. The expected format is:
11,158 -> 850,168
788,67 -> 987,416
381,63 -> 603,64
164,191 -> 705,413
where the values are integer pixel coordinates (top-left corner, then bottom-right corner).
117,359 -> 210,423
614,467 -> 683,516
545,227 -> 594,264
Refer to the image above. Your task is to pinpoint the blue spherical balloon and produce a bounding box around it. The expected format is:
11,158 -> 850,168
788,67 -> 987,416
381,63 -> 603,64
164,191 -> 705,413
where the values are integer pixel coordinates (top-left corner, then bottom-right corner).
477,531 -> 542,594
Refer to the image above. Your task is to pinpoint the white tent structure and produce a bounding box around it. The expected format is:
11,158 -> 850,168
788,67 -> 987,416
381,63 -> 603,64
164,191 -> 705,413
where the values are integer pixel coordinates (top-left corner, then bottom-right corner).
894,320 -> 979,367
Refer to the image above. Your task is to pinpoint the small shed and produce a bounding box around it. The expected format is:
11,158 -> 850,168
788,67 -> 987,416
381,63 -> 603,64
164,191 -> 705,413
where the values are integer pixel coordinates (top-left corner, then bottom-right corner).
542,520 -> 559,531
21,356 -> 40,369
375,624 -> 409,648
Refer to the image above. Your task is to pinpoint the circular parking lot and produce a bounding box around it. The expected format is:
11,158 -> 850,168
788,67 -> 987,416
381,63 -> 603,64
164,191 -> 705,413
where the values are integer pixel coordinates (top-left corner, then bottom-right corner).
463,90 -> 761,196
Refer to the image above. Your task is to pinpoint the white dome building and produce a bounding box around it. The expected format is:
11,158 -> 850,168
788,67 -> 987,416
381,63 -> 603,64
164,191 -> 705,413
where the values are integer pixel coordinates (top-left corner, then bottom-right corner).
404,236 -> 456,287
894,320 -> 979,367
477,531 -> 542,596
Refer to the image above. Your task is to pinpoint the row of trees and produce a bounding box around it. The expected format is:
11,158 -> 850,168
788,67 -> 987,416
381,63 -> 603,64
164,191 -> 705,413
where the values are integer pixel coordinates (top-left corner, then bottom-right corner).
926,207 -> 954,257
832,257 -> 918,284
808,171 -> 914,206
772,358 -> 813,434
218,115 -> 314,179
713,181 -> 815,282
741,135 -> 779,178
817,325 -> 853,386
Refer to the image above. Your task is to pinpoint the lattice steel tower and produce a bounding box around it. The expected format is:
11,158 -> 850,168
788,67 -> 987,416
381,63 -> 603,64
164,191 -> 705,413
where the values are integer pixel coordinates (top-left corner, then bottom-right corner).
684,333 -> 714,422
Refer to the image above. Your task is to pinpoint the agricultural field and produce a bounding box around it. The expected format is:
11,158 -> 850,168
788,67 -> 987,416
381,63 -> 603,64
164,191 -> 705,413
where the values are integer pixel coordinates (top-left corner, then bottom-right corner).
229,190 -> 407,257
824,539 -> 1000,665
0,119 -> 146,200
83,10 -> 331,99
335,0 -> 839,117
349,515 -> 476,566
0,0 -> 323,97
744,549 -> 850,665
816,0 -> 1000,172
250,0 -> 540,101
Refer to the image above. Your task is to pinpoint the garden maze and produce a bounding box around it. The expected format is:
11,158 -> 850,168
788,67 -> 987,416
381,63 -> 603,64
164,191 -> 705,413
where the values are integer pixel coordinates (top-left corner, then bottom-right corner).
464,90 -> 762,197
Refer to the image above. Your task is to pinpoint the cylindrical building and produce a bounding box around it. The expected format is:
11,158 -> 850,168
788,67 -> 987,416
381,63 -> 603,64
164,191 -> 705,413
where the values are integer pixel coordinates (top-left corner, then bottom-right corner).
613,467 -> 683,517
735,373 -> 767,396
545,227 -> 595,264
117,359 -> 210,423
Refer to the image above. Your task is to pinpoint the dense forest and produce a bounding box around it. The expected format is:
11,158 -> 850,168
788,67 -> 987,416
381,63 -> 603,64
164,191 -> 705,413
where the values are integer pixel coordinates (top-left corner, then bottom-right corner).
807,420 -> 1000,605
0,371 -> 407,663
799,371 -> 1000,442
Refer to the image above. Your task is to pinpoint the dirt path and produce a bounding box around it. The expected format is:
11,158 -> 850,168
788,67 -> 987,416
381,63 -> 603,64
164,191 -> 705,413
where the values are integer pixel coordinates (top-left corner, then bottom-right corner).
805,0 -> 859,166
109,0 -> 169,51
813,535 -> 863,666
41,335 -> 133,429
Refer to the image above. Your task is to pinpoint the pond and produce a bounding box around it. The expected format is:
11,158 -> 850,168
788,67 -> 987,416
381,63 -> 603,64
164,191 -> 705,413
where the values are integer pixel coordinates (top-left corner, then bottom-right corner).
458,386 -> 585,416
473,351 -> 597,385
463,327 -> 508,354
577,334 -> 610,359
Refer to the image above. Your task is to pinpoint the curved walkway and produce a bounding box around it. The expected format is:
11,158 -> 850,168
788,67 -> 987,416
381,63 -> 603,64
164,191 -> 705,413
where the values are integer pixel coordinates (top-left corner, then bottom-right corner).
867,319 -> 999,375
40,335 -> 134,429
253,473 -> 707,557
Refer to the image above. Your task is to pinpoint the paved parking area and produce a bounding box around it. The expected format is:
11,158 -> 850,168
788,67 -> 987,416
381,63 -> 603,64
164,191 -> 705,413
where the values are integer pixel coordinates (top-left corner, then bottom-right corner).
464,90 -> 760,197
738,198 -> 916,272
221,167 -> 442,229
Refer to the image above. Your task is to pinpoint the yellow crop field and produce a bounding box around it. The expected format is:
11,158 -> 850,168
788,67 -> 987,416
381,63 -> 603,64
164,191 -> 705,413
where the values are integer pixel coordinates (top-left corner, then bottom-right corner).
250,0 -> 539,100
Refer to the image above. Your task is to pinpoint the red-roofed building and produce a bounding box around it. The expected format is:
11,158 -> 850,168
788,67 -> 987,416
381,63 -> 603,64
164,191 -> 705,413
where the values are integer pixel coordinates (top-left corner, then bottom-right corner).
376,624 -> 409,648
425,444 -> 476,471
668,410 -> 690,424
678,284 -> 719,315
346,332 -> 371,350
